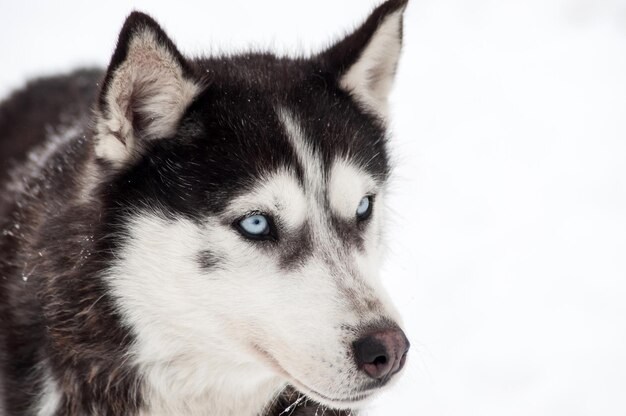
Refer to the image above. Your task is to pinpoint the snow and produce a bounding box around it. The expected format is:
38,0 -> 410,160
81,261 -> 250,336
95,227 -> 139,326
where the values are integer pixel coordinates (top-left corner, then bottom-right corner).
2,0 -> 626,414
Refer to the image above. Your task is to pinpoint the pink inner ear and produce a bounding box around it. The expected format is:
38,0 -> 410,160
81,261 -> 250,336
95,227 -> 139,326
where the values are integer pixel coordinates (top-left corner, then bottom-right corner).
318,0 -> 407,76
95,26 -> 200,163
322,2 -> 406,118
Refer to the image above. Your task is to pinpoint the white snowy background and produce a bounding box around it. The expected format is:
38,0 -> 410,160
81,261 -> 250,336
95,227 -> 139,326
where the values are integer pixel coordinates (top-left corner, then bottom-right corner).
2,0 -> 626,415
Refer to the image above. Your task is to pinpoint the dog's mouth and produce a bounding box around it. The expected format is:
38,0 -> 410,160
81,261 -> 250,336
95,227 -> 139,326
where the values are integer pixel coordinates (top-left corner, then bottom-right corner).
250,344 -> 379,409
289,382 -> 376,407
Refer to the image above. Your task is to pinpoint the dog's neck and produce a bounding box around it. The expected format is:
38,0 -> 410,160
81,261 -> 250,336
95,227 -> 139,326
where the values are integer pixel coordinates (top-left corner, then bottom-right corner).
139,356 -> 285,416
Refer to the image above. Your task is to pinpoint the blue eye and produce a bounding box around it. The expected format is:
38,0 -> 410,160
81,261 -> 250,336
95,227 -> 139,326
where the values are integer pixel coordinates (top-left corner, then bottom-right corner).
237,214 -> 274,240
356,196 -> 373,220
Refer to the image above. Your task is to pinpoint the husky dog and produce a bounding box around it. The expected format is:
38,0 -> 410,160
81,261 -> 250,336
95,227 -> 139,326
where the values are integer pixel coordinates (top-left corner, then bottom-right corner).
0,1 -> 410,415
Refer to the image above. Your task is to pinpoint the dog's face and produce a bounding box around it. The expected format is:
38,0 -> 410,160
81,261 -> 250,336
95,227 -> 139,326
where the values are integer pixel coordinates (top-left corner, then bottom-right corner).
94,1 -> 409,409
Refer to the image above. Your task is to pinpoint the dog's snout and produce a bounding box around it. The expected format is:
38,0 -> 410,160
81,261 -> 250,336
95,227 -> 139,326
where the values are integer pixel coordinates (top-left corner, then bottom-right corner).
353,328 -> 409,381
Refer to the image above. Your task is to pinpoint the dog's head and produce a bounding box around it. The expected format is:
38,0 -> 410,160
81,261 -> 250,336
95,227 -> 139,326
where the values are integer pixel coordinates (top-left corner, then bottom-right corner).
93,0 -> 409,409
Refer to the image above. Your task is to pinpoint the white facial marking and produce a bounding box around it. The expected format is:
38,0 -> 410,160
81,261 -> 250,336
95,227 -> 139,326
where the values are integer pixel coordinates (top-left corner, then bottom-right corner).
340,9 -> 405,118
226,169 -> 307,231
277,108 -> 325,200
329,159 -> 378,219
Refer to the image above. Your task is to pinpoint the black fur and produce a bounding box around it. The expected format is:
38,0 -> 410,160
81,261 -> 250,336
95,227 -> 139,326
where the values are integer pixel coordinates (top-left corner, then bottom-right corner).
0,1 -> 406,414
197,249 -> 221,271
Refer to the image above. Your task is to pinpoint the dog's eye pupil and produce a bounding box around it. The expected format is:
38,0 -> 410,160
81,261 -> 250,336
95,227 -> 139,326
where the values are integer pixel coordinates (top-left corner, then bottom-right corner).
238,215 -> 270,236
356,196 -> 372,220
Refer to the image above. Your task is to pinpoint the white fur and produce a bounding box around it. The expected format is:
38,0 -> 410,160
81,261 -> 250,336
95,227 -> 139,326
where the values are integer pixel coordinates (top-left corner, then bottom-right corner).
95,28 -> 200,166
277,107 -> 325,200
226,169 -> 307,231
328,159 -> 378,219
340,9 -> 405,118
35,366 -> 61,416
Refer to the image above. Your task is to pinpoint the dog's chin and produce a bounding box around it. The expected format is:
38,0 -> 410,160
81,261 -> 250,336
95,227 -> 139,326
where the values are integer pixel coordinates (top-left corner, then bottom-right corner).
288,365 -> 407,410
307,391 -> 375,411
287,379 -> 379,411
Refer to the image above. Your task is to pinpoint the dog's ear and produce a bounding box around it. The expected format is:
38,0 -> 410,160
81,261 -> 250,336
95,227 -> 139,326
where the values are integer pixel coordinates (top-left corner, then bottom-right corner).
95,12 -> 200,166
320,0 -> 408,119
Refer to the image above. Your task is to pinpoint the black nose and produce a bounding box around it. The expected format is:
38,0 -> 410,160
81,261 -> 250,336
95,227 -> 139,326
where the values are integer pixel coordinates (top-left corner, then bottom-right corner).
353,328 -> 410,381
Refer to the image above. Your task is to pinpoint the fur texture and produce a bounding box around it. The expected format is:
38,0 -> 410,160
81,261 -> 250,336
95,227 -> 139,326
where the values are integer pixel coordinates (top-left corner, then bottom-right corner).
0,1 -> 410,415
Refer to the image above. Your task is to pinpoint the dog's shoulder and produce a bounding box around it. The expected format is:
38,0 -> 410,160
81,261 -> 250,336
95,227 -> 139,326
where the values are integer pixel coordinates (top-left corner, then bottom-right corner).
0,69 -> 102,185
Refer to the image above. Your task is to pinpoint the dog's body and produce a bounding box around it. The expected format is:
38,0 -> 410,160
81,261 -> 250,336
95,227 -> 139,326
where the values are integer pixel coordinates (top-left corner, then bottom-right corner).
0,1 -> 410,415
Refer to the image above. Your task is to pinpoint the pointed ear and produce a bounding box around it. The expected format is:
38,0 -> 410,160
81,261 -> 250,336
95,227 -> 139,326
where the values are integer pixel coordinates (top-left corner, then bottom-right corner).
320,0 -> 408,119
95,12 -> 200,166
